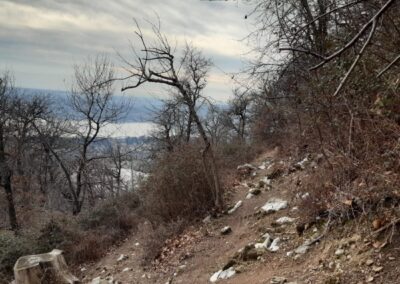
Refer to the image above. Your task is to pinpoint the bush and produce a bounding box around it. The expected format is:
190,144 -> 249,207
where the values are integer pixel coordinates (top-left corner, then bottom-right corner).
141,144 -> 219,223
37,219 -> 74,253
0,232 -> 36,282
79,192 -> 140,232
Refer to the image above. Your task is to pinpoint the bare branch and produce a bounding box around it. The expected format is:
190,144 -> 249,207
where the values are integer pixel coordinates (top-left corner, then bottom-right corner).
377,53 -> 400,77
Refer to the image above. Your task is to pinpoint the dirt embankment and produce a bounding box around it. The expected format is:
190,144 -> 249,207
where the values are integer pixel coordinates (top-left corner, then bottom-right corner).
80,149 -> 400,284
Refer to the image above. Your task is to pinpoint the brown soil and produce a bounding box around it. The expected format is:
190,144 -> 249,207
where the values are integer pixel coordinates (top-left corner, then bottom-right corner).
80,149 -> 400,284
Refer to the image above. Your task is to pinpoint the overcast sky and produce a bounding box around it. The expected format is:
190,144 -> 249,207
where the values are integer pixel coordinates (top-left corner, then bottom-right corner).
0,0 -> 255,101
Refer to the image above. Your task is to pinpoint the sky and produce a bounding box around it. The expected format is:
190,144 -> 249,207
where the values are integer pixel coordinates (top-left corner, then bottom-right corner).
0,0 -> 255,102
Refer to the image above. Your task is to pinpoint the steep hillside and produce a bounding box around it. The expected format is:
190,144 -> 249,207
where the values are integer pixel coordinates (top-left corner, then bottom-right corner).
80,148 -> 400,284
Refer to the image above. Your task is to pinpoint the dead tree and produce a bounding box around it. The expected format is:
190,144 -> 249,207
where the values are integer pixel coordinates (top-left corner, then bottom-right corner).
121,20 -> 222,207
34,55 -> 127,214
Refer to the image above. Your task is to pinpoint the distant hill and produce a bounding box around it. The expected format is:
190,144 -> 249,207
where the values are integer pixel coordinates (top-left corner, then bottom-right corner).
19,88 -> 163,123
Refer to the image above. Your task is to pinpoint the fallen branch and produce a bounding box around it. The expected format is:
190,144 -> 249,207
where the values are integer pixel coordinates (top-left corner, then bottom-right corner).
373,218 -> 400,235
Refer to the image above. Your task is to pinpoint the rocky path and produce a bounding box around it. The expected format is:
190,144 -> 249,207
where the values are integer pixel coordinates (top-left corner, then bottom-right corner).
81,149 -> 399,284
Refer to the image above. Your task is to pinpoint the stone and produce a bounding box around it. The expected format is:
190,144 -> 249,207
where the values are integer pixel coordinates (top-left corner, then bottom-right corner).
268,238 -> 280,252
335,249 -> 345,256
294,156 -> 310,170
275,216 -> 296,225
246,193 -> 254,199
270,276 -> 287,284
220,226 -> 232,235
261,198 -> 288,214
366,259 -> 374,266
260,177 -> 272,186
228,200 -> 243,214
209,267 -> 236,282
237,244 -> 263,261
122,267 -> 131,272
117,254 -> 128,262
372,266 -> 383,273
301,192 -> 310,199
366,276 -> 374,282
254,234 -> 272,250
91,277 -> 109,284
249,188 -> 261,195
237,163 -> 257,176
294,244 -> 310,255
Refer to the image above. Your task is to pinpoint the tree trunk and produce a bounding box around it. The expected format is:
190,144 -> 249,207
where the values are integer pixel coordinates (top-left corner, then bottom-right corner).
13,249 -> 80,284
0,125 -> 18,231
186,110 -> 193,142
189,107 -> 222,208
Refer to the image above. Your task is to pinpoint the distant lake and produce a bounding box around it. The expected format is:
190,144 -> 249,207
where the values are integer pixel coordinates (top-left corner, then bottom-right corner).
101,122 -> 157,138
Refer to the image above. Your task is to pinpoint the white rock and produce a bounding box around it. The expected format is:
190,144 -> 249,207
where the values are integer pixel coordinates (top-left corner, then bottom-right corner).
117,254 -> 128,262
210,267 -> 236,282
276,216 -> 296,224
261,177 -> 272,185
295,156 -> 309,170
237,163 -> 256,171
335,248 -> 345,256
255,235 -> 272,250
122,267 -> 131,272
268,238 -> 280,252
301,192 -> 310,199
210,270 -> 222,282
91,277 -> 109,284
220,226 -> 232,235
261,198 -> 288,214
135,242 -> 140,246
228,200 -> 243,214
258,164 -> 266,170
262,232 -> 271,239
246,193 -> 254,199
294,244 -> 310,255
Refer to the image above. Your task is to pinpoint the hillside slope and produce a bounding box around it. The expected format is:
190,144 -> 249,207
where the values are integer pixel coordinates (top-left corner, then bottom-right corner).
80,149 -> 400,284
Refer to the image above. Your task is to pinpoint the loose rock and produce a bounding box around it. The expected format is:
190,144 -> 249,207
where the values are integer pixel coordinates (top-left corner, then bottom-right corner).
221,226 -> 232,235
270,276 -> 287,284
261,198 -> 288,214
228,200 -> 243,214
275,216 -> 296,225
210,267 -> 236,282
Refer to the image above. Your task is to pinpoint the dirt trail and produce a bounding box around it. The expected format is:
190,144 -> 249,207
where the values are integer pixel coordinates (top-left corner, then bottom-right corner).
81,149 -> 400,284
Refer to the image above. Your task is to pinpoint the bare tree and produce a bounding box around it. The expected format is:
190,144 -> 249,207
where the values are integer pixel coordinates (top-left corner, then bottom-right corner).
226,88 -> 253,140
121,20 -> 222,207
204,105 -> 230,146
0,72 -> 48,231
0,72 -> 18,231
150,98 -> 186,152
34,55 -> 127,214
249,0 -> 399,95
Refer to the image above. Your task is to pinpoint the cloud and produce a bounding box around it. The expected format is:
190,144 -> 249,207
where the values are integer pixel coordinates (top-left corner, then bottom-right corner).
0,0 -> 253,101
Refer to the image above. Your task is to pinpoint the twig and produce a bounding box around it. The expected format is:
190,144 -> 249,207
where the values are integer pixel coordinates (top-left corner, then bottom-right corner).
373,218 -> 400,235
377,54 -> 400,78
333,19 -> 377,97
310,0 -> 396,71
